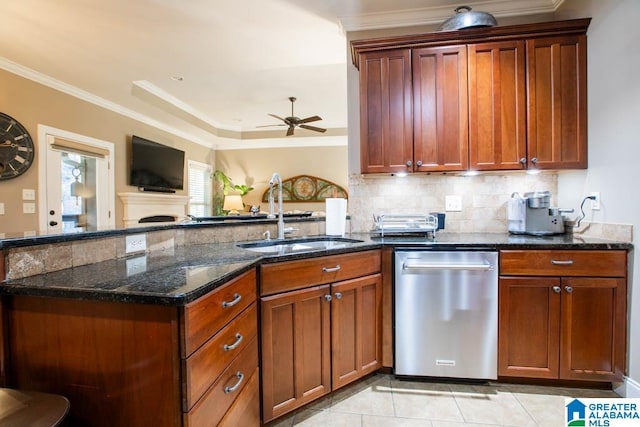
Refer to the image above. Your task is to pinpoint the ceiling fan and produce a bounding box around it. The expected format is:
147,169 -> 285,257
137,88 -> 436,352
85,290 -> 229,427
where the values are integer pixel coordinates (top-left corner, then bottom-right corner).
257,97 -> 326,136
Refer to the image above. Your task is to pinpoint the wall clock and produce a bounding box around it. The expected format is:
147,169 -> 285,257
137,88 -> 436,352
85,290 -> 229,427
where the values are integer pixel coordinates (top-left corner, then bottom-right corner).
0,112 -> 35,180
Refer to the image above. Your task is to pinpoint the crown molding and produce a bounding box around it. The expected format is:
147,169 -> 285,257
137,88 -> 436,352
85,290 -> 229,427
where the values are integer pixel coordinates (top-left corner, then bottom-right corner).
339,0 -> 566,32
0,56 -> 216,148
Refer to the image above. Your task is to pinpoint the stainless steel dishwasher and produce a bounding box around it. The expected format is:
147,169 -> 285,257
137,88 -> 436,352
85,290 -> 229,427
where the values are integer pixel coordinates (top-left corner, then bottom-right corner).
394,250 -> 498,380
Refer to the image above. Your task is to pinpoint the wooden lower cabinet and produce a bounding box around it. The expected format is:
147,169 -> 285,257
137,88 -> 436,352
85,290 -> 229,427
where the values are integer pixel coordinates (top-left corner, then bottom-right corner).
260,252 -> 383,423
332,273 -> 382,390
499,250 -> 627,382
4,269 -> 259,426
261,285 -> 332,423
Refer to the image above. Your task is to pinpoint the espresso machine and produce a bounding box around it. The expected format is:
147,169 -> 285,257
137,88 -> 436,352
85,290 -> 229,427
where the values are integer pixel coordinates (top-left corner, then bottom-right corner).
508,191 -> 574,236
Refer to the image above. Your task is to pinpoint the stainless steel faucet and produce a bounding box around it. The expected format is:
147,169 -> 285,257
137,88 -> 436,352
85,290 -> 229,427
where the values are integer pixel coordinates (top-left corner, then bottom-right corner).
268,172 -> 285,240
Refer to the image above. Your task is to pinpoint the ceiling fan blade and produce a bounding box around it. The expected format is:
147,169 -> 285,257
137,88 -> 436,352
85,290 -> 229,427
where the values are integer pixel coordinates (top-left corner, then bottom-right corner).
268,113 -> 287,123
298,115 -> 322,124
256,124 -> 287,128
299,124 -> 327,133
286,126 -> 295,136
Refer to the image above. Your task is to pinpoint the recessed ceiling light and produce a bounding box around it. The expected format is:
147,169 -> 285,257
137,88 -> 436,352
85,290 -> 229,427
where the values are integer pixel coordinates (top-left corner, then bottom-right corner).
171,76 -> 184,82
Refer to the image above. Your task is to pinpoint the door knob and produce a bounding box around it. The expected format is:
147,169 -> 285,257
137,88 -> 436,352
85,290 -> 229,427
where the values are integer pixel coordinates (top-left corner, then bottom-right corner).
49,221 -> 58,226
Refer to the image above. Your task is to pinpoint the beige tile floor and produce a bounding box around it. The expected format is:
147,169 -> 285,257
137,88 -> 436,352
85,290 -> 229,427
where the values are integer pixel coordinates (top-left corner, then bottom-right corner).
268,373 -> 619,427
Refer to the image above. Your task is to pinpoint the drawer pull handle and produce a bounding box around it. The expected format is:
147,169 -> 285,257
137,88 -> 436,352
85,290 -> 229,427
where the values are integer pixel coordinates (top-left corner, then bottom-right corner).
552,286 -> 561,293
564,286 -> 574,293
223,333 -> 243,351
322,265 -> 341,273
222,293 -> 242,308
224,371 -> 244,394
551,259 -> 574,266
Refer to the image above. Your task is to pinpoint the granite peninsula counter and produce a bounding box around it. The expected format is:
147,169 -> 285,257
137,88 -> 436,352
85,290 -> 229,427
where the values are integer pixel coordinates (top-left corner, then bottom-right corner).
0,230 -> 632,306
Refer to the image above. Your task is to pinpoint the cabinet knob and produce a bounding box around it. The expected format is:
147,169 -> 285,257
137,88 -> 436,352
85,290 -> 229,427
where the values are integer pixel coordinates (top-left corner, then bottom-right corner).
531,157 -> 538,164
552,286 -> 561,293
405,160 -> 412,167
334,292 -> 342,300
416,160 -> 423,167
519,157 -> 527,166
324,294 -> 332,302
564,286 -> 573,293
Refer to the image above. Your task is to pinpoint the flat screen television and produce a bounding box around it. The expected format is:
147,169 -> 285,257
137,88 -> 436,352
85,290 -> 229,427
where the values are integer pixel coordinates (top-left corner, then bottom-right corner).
130,135 -> 185,192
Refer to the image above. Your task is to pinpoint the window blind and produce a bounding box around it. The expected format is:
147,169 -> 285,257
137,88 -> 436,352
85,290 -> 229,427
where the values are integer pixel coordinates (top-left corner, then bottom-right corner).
188,160 -> 212,217
50,137 -> 109,158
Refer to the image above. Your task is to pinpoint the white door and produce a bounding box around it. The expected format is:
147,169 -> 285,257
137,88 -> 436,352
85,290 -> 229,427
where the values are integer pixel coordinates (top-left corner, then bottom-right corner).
38,125 -> 115,233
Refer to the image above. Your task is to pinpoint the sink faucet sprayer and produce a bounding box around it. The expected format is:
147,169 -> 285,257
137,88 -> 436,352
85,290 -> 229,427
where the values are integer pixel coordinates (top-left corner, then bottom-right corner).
268,172 -> 285,240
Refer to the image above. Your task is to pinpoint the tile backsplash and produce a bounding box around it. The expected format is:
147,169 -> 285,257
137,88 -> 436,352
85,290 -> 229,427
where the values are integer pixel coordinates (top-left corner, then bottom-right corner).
348,172 -> 559,233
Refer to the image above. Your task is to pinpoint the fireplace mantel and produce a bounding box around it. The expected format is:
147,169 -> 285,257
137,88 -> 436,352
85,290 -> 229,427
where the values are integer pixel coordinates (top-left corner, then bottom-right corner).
118,192 -> 190,227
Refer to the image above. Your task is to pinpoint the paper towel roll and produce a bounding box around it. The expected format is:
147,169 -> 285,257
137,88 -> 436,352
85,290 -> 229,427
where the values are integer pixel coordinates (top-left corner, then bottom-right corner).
325,198 -> 347,236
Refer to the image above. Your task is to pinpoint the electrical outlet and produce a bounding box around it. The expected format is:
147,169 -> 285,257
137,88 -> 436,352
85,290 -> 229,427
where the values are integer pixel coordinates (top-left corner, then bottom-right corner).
590,192 -> 601,210
445,195 -> 462,212
125,234 -> 147,254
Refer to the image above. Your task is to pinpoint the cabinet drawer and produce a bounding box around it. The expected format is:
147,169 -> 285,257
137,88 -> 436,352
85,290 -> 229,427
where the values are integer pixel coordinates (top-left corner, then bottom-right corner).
261,250 -> 381,296
182,269 -> 257,357
500,250 -> 626,277
183,303 -> 257,410
183,335 -> 258,427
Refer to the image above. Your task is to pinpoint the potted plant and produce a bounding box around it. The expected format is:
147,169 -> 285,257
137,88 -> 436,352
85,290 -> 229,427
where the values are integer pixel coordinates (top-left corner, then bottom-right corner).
212,170 -> 254,215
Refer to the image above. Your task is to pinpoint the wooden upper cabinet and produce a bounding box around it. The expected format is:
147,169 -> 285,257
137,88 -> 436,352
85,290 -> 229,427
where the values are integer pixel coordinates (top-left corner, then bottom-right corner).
413,45 -> 468,172
468,41 -> 526,170
359,49 -> 413,174
527,35 -> 587,169
352,18 -> 591,174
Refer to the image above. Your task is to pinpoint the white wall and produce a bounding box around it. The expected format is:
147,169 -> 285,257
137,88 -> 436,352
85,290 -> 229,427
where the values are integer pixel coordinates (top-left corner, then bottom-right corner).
556,0 -> 640,396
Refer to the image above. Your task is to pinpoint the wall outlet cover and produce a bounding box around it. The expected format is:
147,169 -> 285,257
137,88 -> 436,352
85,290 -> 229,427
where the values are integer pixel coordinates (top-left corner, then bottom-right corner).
445,195 -> 462,212
125,234 -> 147,254
23,202 -> 36,214
22,189 -> 36,201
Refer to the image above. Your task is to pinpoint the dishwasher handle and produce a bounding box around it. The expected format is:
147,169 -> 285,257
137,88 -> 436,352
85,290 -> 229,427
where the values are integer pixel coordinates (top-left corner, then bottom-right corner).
402,260 -> 494,271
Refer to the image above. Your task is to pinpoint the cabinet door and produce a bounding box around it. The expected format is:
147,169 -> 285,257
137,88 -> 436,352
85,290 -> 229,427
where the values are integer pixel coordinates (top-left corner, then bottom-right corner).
261,285 -> 331,422
527,35 -> 587,169
413,45 -> 468,172
560,278 -> 626,381
468,41 -> 526,170
331,273 -> 382,390
359,49 -> 413,174
498,277 -> 561,378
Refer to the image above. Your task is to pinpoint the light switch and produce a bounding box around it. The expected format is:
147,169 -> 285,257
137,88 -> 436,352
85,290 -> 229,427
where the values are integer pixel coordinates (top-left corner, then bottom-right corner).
23,202 -> 36,214
0,202 -> 4,215
22,189 -> 36,201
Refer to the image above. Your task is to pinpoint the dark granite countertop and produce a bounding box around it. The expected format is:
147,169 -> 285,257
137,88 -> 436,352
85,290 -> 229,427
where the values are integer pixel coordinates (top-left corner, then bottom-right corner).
0,232 -> 631,306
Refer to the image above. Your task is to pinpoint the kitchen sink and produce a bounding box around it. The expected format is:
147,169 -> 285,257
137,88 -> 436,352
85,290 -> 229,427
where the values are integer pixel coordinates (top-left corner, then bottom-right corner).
237,237 -> 364,254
